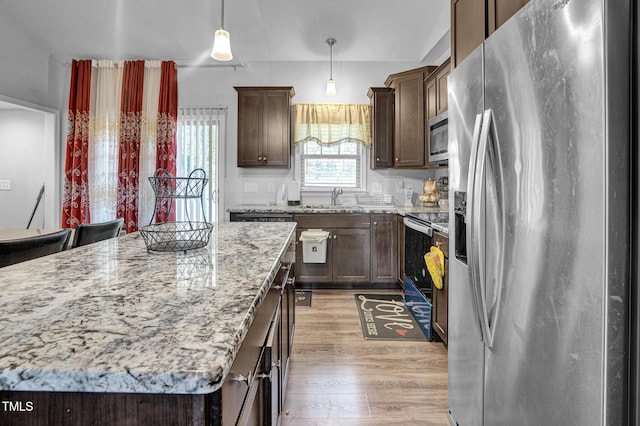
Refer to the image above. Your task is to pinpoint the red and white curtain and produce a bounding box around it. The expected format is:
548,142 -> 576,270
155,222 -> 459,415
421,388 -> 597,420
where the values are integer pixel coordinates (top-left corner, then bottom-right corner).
62,59 -> 178,233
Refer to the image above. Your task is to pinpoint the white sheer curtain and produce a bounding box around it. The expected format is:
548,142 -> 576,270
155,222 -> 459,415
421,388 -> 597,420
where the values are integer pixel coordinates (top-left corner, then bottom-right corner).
88,60 -> 165,225
176,107 -> 226,222
89,60 -> 122,223
138,61 -> 162,226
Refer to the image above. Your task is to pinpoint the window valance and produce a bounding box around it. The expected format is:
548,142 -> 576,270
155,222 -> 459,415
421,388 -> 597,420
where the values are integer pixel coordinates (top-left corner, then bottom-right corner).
293,103 -> 371,148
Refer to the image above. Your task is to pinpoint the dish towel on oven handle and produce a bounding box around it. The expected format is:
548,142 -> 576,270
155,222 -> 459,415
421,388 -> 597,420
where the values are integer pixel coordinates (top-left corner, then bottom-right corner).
424,246 -> 445,289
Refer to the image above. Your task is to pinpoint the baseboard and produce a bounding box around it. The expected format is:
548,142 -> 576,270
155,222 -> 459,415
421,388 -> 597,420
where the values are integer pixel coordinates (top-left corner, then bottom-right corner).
296,282 -> 402,291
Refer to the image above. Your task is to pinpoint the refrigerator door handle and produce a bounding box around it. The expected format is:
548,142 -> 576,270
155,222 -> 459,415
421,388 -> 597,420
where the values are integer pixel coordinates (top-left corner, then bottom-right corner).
475,108 -> 506,350
465,112 -> 489,344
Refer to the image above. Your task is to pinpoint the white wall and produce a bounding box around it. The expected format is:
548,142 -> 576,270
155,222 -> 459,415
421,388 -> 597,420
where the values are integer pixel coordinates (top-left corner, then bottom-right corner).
0,110 -> 48,228
178,59 -> 449,219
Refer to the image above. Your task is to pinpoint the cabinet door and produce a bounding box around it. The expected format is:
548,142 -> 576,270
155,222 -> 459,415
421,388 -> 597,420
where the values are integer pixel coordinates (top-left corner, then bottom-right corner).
295,229 -> 332,283
424,78 -> 437,167
237,90 -> 264,166
451,0 -> 486,68
263,90 -> 291,167
488,0 -> 530,34
425,78 -> 437,122
397,215 -> 405,285
370,215 -> 397,282
432,232 -> 448,344
369,88 -> 394,169
393,73 -> 425,168
332,228 -> 370,282
435,61 -> 450,115
432,260 -> 448,345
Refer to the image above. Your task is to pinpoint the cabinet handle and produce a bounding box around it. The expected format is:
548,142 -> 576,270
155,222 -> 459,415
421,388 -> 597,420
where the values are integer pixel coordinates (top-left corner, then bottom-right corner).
287,277 -> 295,285
273,285 -> 283,290
376,157 -> 381,161
258,156 -> 263,161
230,371 -> 252,385
373,221 -> 378,225
333,235 -> 337,239
263,156 -> 268,162
255,371 -> 272,381
395,157 -> 399,162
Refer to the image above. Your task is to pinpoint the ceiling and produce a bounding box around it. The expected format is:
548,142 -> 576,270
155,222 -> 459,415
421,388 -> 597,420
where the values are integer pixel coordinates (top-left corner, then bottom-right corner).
2,0 -> 450,65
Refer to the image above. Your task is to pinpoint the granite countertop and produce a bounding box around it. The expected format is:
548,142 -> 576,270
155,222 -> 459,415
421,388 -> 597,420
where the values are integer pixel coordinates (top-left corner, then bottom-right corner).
228,203 -> 448,216
0,222 -> 296,395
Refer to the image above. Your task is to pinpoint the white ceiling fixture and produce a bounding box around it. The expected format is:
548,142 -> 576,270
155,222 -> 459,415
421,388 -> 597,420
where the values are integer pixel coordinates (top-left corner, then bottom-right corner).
210,0 -> 233,61
325,38 -> 336,96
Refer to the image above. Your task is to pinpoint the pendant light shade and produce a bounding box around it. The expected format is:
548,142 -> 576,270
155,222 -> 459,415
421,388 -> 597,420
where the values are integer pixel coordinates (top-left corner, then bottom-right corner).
326,79 -> 337,96
211,0 -> 233,61
325,38 -> 336,96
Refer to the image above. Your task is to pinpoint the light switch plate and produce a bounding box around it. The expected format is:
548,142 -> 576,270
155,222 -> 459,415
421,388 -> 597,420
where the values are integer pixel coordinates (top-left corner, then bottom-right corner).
0,180 -> 10,191
244,182 -> 258,193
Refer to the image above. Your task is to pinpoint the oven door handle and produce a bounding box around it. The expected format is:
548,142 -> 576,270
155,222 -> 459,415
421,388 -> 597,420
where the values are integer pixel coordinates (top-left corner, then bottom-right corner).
403,217 -> 433,237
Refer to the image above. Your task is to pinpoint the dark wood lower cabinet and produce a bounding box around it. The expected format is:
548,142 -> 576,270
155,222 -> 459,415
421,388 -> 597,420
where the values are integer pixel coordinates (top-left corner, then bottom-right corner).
371,214 -> 398,283
295,213 -> 399,287
432,231 -> 449,345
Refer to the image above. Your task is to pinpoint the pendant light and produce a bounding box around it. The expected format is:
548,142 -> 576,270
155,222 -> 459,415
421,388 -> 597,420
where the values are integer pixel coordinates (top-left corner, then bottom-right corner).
211,0 -> 233,61
325,38 -> 337,96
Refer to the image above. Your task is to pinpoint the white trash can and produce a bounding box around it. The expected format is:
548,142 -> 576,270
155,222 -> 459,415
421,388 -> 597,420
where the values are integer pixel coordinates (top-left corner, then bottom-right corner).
299,229 -> 330,263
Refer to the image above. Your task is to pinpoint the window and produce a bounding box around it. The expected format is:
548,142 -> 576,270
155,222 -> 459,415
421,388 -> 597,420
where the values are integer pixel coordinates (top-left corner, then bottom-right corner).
176,107 -> 226,222
299,139 -> 364,189
293,103 -> 370,191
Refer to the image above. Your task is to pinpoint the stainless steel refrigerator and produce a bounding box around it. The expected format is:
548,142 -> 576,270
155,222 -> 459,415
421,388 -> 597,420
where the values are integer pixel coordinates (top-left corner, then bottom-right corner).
447,0 -> 632,424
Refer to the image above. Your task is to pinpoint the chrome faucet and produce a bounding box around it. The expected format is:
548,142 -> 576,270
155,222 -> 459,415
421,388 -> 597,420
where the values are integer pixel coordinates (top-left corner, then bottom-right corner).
331,187 -> 343,205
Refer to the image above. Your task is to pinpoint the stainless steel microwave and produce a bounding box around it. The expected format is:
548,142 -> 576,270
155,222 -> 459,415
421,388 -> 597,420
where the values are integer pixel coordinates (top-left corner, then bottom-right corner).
428,111 -> 448,164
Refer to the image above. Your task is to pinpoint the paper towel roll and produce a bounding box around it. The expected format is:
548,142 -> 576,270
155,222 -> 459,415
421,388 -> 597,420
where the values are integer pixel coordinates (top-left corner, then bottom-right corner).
287,180 -> 300,205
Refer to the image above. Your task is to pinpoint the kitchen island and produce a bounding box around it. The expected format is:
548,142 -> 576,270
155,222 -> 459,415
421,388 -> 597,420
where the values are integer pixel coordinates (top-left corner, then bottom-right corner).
0,222 -> 296,425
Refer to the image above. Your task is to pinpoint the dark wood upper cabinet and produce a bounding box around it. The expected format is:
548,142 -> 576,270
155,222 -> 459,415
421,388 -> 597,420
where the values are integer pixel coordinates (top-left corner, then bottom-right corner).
452,0 -> 530,68
435,59 -> 451,115
384,66 -> 435,169
235,87 -> 294,168
488,0 -> 531,34
451,0 -> 486,68
425,58 -> 451,165
367,87 -> 394,169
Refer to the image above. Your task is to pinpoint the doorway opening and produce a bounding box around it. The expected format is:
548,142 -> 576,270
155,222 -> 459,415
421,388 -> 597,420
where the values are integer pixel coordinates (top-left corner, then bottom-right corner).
0,95 -> 59,229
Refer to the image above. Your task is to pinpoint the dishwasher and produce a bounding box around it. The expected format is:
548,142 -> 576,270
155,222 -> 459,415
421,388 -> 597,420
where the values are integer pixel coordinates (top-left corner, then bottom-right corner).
229,212 -> 294,222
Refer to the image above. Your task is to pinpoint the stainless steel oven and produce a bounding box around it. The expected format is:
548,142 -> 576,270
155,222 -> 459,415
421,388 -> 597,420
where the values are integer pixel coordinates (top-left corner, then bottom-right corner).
428,111 -> 448,164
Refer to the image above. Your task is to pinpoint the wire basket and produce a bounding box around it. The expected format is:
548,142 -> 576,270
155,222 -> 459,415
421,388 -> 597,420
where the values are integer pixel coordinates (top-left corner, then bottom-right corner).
139,221 -> 214,253
148,168 -> 208,199
356,194 -> 395,206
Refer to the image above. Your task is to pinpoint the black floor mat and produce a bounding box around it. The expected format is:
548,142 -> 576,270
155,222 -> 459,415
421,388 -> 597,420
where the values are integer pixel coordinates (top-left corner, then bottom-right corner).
295,291 -> 312,307
354,294 -> 427,341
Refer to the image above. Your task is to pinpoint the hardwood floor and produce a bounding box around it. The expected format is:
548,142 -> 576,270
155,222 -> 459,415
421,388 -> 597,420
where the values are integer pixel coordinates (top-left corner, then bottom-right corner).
282,289 -> 449,425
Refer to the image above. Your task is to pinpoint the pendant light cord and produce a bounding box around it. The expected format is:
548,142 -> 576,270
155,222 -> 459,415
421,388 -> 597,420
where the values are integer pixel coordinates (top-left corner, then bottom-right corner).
221,0 -> 225,29
326,38 -> 336,80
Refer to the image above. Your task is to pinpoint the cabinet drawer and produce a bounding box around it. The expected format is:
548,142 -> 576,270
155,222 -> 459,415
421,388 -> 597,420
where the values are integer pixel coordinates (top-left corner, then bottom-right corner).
434,231 -> 448,258
293,214 -> 371,229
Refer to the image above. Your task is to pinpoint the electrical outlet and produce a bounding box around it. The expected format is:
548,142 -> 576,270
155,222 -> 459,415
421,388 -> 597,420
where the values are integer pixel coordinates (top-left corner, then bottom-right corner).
267,183 -> 275,192
396,180 -> 404,191
371,182 -> 383,194
244,182 -> 258,193
0,180 -> 10,191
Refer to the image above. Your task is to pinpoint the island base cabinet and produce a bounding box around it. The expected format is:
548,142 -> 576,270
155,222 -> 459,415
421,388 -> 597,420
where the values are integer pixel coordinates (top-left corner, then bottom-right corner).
0,391 -> 216,426
0,242 -> 297,426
